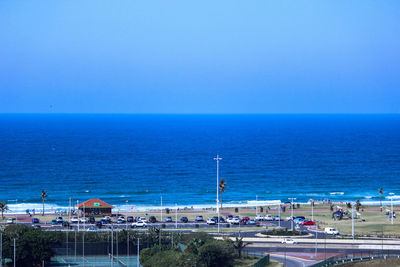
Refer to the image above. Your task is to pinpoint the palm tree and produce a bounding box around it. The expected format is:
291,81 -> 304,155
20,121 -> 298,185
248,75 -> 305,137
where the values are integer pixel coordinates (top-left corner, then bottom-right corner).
219,178 -> 226,209
229,237 -> 252,258
379,188 -> 383,211
41,190 -> 48,216
0,200 -> 9,219
355,200 -> 361,212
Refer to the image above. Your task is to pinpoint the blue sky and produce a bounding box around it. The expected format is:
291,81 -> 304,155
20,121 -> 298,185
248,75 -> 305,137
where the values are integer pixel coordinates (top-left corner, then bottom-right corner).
1,1 -> 399,113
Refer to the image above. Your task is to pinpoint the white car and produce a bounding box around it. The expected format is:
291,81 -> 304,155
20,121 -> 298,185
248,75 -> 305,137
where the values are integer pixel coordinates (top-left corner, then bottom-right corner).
80,217 -> 88,223
255,214 -> 264,221
87,226 -> 100,232
56,216 -> 63,223
230,217 -> 240,225
264,215 -> 273,221
206,218 -> 216,225
7,218 -> 15,224
133,221 -> 147,227
281,238 -> 298,244
324,227 -> 340,235
71,216 -> 79,223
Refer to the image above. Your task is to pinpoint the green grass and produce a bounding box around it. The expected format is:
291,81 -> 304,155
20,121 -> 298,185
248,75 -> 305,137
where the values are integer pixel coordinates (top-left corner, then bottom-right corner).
338,257 -> 400,267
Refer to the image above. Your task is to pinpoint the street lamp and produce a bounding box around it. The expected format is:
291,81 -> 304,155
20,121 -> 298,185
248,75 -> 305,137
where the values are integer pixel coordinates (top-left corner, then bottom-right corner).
352,201 -> 355,240
389,193 -> 395,225
8,200 -> 18,224
310,199 -> 314,222
214,155 -> 222,233
288,198 -> 296,231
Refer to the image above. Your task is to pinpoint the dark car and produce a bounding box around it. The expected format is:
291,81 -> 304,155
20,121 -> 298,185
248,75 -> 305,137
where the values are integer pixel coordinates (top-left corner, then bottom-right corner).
100,219 -> 108,225
165,216 -> 173,223
226,214 -> 233,219
88,216 -> 96,224
51,220 -> 58,225
195,215 -> 204,222
180,217 -> 188,223
294,216 -> 305,220
32,218 -> 40,224
212,216 -> 225,223
127,216 -> 134,222
96,221 -> 103,228
62,221 -> 70,227
149,216 -> 157,223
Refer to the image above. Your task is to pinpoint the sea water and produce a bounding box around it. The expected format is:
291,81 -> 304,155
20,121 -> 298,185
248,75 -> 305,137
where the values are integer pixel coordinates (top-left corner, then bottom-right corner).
0,114 -> 399,213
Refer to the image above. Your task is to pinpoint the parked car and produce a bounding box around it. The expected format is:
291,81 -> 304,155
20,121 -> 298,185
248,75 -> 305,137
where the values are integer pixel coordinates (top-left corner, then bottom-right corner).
100,219 -> 108,225
56,216 -> 63,223
88,216 -> 96,224
180,217 -> 188,223
255,214 -> 264,221
301,220 -> 315,226
7,218 -> 15,224
132,221 -> 147,228
71,216 -> 79,223
127,216 -> 134,222
294,218 -> 305,224
248,219 -> 256,225
116,218 -> 125,224
51,220 -> 58,225
273,216 -> 281,221
165,216 -> 173,223
226,214 -> 233,220
241,216 -> 250,222
149,216 -> 157,223
212,216 -> 225,223
207,218 -> 216,225
79,217 -> 88,223
281,238 -> 298,244
195,215 -> 204,222
96,221 -> 103,228
62,221 -> 70,227
87,226 -> 100,232
294,216 -> 305,220
265,214 -> 273,221
32,218 -> 40,224
230,217 -> 240,225
324,227 -> 340,235
103,216 -> 112,223
32,224 -> 41,229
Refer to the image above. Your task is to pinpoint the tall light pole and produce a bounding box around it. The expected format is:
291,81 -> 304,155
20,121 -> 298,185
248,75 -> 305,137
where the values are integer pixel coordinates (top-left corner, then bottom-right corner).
288,198 -> 296,231
214,155 -> 222,233
389,193 -> 395,225
175,203 -> 178,229
278,201 -> 281,228
352,202 -> 355,240
311,199 -> 314,222
160,196 -> 163,222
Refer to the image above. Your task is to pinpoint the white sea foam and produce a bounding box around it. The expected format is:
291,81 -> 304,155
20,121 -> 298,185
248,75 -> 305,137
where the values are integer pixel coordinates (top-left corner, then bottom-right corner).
330,192 -> 344,195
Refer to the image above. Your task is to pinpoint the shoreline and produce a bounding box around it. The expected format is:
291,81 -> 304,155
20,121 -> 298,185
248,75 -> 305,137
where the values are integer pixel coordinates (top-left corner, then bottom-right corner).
3,199 -> 400,215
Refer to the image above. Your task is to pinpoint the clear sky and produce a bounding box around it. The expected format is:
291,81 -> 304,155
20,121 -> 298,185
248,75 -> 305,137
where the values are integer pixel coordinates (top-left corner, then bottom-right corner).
1,1 -> 399,113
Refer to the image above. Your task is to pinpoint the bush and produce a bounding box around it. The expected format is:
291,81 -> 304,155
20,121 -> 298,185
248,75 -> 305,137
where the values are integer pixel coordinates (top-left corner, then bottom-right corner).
198,240 -> 234,267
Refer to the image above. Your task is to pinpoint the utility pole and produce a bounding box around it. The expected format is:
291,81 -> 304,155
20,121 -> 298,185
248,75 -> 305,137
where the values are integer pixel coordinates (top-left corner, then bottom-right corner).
214,155 -> 222,233
352,202 -> 355,240
13,238 -> 16,267
288,198 -> 296,231
175,203 -> 178,229
389,193 -> 395,225
137,238 -> 140,267
160,196 -> 163,222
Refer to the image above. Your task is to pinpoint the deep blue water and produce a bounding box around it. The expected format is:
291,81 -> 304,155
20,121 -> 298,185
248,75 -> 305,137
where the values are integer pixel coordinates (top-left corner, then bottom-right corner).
0,114 -> 399,211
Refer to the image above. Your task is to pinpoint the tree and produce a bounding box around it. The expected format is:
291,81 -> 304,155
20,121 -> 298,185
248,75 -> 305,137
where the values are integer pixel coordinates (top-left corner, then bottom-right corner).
41,190 -> 48,216
227,237 -> 252,258
0,200 -> 9,219
198,240 -> 234,267
219,178 -> 226,209
379,188 -> 383,211
2,224 -> 54,266
355,200 -> 362,212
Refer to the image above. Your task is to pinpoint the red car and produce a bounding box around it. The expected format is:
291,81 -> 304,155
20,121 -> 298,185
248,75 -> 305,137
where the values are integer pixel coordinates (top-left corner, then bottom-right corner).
241,216 -> 250,221
301,220 -> 316,226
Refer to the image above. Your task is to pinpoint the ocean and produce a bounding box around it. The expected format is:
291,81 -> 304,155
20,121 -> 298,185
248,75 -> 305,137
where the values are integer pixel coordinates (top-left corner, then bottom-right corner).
1,114 -> 399,213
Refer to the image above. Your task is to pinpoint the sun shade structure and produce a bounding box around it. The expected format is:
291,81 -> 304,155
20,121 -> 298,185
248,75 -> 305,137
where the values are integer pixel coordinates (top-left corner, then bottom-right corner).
75,198 -> 114,215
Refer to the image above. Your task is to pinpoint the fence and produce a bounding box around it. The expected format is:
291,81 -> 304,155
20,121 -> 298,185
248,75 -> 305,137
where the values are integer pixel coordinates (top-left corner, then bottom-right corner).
310,253 -> 400,267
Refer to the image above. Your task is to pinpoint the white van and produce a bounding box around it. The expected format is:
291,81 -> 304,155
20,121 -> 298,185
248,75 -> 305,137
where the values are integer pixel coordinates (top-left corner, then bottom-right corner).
324,227 -> 340,235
